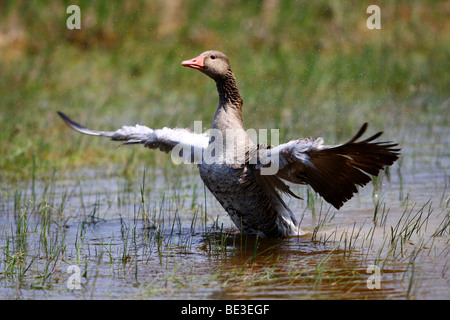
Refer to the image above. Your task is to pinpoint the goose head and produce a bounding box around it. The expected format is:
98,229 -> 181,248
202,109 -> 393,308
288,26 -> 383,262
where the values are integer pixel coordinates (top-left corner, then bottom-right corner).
182,50 -> 231,81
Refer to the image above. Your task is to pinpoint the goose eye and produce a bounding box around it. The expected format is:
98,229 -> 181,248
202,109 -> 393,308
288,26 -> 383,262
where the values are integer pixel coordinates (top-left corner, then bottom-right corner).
210,55 -> 216,60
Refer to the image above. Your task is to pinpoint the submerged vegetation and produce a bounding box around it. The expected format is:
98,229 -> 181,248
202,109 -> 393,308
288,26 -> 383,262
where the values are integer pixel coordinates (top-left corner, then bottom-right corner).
0,165 -> 448,299
0,1 -> 449,299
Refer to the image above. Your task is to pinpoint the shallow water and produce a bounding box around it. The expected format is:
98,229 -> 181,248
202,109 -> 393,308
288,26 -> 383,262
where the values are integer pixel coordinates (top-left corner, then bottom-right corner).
0,127 -> 449,300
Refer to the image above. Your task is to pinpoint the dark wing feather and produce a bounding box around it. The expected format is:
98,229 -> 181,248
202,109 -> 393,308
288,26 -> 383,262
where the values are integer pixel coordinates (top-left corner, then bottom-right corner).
257,123 -> 400,209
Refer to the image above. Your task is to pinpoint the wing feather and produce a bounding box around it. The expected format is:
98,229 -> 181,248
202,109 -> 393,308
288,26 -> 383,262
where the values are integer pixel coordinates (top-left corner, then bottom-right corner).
257,123 -> 400,209
57,111 -> 209,156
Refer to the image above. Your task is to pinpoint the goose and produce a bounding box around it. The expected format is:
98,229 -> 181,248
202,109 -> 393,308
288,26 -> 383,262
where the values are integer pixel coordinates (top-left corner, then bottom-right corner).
58,50 -> 400,238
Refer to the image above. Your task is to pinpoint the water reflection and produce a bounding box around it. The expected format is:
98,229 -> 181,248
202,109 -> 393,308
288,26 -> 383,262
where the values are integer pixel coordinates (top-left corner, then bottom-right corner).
0,156 -> 448,299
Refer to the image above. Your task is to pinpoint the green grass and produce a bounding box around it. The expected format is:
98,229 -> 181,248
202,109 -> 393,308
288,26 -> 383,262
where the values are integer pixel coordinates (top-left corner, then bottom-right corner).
0,0 -> 449,300
0,0 -> 449,181
0,161 -> 448,299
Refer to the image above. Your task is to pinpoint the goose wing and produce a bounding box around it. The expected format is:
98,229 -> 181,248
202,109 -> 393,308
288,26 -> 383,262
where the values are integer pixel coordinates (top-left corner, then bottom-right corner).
57,111 -> 209,162
256,123 -> 400,209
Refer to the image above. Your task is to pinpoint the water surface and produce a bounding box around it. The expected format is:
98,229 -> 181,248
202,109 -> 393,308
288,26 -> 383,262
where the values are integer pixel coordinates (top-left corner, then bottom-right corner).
0,126 -> 448,300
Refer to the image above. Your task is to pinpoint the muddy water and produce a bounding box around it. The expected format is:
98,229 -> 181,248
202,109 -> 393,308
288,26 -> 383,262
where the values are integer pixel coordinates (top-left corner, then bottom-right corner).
0,130 -> 448,300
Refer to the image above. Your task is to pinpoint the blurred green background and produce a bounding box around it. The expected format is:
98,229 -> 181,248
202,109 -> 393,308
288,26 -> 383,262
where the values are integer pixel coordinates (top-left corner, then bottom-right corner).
0,0 -> 449,181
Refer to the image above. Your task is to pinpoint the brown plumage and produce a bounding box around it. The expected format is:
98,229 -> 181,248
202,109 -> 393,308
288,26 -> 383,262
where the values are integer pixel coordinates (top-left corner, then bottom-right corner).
275,123 -> 399,209
58,50 -> 400,238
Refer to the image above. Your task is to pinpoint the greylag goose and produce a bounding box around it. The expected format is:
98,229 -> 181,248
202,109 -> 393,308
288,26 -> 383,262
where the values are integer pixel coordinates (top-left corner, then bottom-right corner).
58,50 -> 400,238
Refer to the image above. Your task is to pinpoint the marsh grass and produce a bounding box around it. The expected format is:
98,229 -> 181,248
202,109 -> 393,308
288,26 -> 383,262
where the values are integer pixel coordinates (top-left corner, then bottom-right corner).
0,0 -> 449,300
1,1 -> 449,181
0,161 -> 448,299
1,122 -> 448,299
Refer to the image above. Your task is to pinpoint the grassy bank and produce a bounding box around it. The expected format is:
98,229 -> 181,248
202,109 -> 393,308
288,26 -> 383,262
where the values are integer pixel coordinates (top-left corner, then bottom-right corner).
0,0 -> 449,181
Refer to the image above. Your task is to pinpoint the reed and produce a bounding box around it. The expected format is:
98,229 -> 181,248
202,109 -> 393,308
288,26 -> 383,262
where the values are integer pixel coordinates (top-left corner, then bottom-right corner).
0,0 -> 448,300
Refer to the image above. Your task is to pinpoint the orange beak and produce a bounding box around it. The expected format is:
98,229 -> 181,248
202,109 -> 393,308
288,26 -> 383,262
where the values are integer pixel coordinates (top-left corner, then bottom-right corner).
181,55 -> 205,70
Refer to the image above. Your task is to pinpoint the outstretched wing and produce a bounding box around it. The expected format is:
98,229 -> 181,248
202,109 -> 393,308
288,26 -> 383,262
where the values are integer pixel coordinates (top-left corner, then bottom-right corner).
256,123 -> 400,209
57,111 -> 209,161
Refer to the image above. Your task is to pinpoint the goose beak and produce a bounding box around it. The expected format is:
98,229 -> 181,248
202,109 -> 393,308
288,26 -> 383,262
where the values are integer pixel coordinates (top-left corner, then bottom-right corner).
181,55 -> 205,70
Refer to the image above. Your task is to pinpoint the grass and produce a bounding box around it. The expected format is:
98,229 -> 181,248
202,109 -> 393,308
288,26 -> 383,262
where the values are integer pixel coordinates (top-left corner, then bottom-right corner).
0,0 -> 449,181
0,0 -> 449,300
0,163 -> 449,299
